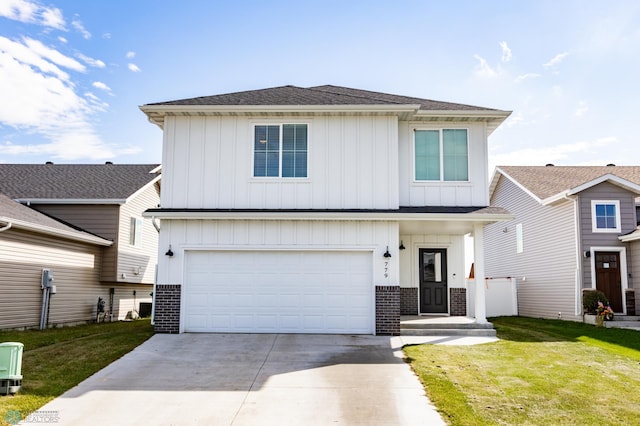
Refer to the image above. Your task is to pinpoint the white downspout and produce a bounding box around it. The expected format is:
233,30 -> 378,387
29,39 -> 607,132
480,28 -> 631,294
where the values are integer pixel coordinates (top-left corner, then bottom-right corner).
564,194 -> 583,317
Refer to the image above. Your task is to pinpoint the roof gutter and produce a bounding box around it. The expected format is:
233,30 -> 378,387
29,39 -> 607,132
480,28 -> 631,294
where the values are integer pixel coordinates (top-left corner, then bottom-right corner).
15,199 -> 127,205
142,209 -> 513,224
0,220 -> 12,233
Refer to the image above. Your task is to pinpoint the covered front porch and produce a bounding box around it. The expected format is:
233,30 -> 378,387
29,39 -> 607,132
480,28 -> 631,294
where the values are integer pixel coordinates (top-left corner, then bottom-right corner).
396,206 -> 512,325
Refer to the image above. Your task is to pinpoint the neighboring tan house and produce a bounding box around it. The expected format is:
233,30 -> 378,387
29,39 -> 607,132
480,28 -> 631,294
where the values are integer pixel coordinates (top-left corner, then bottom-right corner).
140,85 -> 512,335
485,165 -> 640,321
0,164 -> 161,329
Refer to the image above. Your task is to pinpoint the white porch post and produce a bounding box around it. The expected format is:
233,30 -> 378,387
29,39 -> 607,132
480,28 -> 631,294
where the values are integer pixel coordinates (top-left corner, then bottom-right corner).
473,223 -> 488,324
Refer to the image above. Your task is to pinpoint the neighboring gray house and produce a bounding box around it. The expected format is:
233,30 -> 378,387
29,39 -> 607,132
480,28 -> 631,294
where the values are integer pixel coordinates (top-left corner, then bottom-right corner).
140,85 -> 512,335
485,165 -> 640,321
0,164 -> 161,329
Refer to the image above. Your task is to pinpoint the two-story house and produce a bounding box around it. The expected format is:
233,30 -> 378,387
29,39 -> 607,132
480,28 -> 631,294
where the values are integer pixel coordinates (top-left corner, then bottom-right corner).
0,163 -> 161,328
485,165 -> 640,321
141,85 -> 511,335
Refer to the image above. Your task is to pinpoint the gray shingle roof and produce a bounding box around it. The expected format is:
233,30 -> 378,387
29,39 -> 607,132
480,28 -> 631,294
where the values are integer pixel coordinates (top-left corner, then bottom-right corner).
0,164 -> 160,200
145,84 -> 500,111
496,166 -> 640,200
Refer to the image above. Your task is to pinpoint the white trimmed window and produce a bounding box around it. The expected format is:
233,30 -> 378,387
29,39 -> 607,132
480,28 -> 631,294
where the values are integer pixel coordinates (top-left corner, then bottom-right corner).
253,124 -> 308,178
414,128 -> 468,181
130,217 -> 143,246
591,200 -> 621,233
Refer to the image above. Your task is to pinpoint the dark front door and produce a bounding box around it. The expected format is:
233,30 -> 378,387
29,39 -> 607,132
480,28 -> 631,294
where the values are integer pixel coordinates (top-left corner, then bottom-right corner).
419,248 -> 448,314
595,251 -> 623,312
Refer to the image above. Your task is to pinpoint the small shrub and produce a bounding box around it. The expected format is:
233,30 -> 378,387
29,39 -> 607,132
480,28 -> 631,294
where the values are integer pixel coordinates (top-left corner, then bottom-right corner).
583,289 -> 609,313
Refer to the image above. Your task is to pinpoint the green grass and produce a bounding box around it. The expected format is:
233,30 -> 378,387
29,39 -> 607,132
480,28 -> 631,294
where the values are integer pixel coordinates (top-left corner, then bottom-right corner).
0,320 -> 153,426
404,317 -> 640,426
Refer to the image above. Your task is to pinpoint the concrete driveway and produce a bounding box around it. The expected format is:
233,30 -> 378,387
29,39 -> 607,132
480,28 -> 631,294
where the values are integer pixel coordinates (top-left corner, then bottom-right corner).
21,334 -> 444,425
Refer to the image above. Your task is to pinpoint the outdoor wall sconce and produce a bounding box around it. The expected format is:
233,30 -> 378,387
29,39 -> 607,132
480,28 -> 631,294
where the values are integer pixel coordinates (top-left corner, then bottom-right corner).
165,245 -> 174,257
399,241 -> 406,250
383,246 -> 392,258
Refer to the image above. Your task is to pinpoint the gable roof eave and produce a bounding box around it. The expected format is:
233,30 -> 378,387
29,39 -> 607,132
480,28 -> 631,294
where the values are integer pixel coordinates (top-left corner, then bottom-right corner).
140,104 -> 422,128
0,216 -> 113,246
125,173 -> 162,204
491,167 -> 545,204
566,173 -> 640,197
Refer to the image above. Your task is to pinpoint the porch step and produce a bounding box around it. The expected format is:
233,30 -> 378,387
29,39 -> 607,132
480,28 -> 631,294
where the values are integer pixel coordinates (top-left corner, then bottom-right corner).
400,327 -> 497,337
400,316 -> 497,337
605,320 -> 640,329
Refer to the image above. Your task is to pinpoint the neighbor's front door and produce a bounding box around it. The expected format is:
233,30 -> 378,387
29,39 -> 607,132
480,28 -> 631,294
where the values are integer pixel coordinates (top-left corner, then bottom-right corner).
419,248 -> 448,314
595,251 -> 623,312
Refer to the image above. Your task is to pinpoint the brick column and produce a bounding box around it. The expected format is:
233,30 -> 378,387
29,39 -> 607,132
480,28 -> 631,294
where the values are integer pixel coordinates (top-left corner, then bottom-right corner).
154,284 -> 181,334
400,287 -> 418,315
375,285 -> 400,335
450,288 -> 467,316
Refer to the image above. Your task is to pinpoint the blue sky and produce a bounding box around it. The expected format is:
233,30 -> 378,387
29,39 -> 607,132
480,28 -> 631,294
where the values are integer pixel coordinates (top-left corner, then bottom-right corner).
1,0 -> 639,170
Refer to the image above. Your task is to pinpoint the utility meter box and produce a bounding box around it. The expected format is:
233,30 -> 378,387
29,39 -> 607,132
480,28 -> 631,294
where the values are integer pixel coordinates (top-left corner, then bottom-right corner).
0,342 -> 23,394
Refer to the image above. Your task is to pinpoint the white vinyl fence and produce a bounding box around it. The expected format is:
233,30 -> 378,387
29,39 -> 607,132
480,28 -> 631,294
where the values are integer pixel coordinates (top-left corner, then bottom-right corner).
467,278 -> 518,318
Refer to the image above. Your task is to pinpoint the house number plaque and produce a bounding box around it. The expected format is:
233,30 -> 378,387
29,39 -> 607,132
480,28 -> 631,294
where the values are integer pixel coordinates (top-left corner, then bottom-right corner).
384,261 -> 390,278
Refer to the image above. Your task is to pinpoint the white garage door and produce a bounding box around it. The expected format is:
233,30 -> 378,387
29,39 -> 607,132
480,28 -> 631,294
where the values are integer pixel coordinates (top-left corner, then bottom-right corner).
184,250 -> 373,334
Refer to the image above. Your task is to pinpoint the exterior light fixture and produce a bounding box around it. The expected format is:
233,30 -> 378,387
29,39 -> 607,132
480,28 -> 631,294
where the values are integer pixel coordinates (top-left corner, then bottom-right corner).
165,245 -> 174,257
399,241 -> 406,250
383,246 -> 392,258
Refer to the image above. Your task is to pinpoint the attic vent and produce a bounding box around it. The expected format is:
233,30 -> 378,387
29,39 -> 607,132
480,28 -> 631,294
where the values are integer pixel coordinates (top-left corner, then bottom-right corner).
105,161 -> 113,165
545,163 -> 554,167
606,163 -> 615,167
45,161 -> 53,165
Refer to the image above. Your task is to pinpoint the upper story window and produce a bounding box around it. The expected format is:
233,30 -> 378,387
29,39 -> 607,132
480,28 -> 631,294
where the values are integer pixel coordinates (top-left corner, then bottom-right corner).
591,200 -> 621,233
129,217 -> 143,246
414,129 -> 468,181
253,124 -> 308,178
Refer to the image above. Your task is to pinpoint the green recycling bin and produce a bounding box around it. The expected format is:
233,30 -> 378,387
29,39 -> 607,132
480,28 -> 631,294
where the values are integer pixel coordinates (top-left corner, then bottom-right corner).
0,342 -> 23,395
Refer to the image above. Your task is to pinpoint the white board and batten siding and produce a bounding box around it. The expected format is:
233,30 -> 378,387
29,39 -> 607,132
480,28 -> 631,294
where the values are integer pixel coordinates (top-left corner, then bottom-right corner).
398,233 -> 466,290
161,115 -> 399,210
485,175 -> 579,320
398,121 -> 490,207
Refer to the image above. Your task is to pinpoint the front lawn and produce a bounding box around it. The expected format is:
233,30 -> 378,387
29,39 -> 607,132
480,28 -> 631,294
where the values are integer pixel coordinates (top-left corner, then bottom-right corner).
0,320 -> 153,426
405,317 -> 640,425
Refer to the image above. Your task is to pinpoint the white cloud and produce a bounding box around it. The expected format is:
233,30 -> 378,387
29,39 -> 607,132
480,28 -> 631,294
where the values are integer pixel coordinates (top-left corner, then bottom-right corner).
499,41 -> 512,62
473,54 -> 498,78
77,53 -> 105,68
58,36 -> 67,44
543,52 -> 569,69
126,51 -> 136,59
102,33 -> 111,39
0,36 -> 82,82
127,63 -> 141,72
574,101 -> 589,117
92,81 -> 111,92
72,17 -> 91,39
514,73 -> 541,83
40,4 -> 64,29
0,35 -> 127,161
23,37 -> 85,72
0,0 -> 65,29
